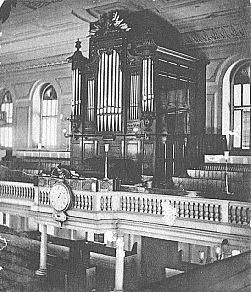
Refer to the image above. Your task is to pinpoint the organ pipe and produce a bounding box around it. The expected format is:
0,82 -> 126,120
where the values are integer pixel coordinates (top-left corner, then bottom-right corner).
97,50 -> 123,132
142,58 -> 154,113
129,74 -> 140,120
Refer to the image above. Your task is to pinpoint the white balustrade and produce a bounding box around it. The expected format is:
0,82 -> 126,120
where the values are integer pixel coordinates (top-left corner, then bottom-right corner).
0,180 -> 250,227
0,181 -> 35,201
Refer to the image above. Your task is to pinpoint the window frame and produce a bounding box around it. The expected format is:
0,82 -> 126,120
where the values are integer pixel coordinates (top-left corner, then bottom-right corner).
230,63 -> 251,153
40,84 -> 58,148
0,90 -> 13,148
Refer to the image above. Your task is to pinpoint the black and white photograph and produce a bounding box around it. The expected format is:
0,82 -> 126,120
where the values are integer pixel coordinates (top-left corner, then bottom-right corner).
0,0 -> 250,291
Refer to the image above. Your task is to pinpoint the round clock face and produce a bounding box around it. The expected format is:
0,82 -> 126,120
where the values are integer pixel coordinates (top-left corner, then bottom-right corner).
50,182 -> 72,212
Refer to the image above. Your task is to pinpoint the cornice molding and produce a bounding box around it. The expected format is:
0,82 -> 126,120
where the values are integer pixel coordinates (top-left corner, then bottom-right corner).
181,22 -> 250,47
0,53 -> 70,74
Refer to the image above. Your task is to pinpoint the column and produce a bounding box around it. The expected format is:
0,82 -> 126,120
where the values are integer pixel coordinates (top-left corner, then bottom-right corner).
36,224 -> 48,276
206,246 -> 213,263
114,235 -> 125,292
188,243 -> 193,263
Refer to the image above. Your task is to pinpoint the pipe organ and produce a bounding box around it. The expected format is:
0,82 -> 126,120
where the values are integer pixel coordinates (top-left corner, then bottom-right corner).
97,50 -> 123,132
68,10 -> 208,185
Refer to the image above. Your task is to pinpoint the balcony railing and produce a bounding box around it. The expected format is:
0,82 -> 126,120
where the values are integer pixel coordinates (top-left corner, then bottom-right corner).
0,180 -> 249,227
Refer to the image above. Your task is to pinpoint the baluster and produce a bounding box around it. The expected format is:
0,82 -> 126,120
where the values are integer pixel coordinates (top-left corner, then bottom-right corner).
109,196 -> 112,210
152,199 -> 156,214
132,197 -> 135,212
214,205 -> 219,222
189,202 -> 194,218
75,194 -> 79,208
147,199 -> 150,214
121,196 -> 124,211
143,198 -> 146,213
147,199 -> 151,214
124,197 -> 127,211
83,195 -> 87,210
107,196 -> 110,210
138,197 -> 142,213
230,206 -> 237,224
129,197 -> 132,211
241,207 -> 247,225
184,202 -> 189,218
47,191 -> 50,205
179,202 -> 185,217
156,200 -> 161,215
87,196 -> 91,210
203,204 -> 208,220
90,196 -> 93,210
235,206 -> 241,224
208,204 -> 214,221
104,196 -> 108,210
100,196 -> 104,211
80,194 -> 83,209
198,203 -> 204,219
42,191 -> 46,205
194,202 -> 199,219
247,208 -> 251,226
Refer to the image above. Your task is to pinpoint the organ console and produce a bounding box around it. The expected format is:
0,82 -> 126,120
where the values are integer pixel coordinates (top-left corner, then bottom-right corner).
67,10 -> 208,186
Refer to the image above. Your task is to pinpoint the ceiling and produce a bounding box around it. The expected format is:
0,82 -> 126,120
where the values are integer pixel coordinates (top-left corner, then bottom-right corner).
4,0 -> 250,31
0,0 -> 249,67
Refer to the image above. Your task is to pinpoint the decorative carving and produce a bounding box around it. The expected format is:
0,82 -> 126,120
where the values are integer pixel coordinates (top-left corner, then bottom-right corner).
141,112 -> 155,132
22,0 -> 63,10
89,11 -> 131,37
182,23 -> 250,46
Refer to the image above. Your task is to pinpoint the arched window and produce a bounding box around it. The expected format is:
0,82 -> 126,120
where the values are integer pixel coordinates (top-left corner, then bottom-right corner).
0,90 -> 13,147
41,84 -> 58,147
231,63 -> 251,150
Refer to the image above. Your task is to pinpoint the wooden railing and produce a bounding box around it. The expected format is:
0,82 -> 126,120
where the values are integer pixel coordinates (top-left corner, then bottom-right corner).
0,180 -> 250,226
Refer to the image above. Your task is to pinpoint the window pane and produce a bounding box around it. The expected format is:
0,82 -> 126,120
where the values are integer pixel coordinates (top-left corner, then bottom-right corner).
0,91 -> 13,147
242,110 -> 250,149
233,84 -> 241,106
41,85 -> 58,147
243,84 -> 250,106
233,110 -> 241,148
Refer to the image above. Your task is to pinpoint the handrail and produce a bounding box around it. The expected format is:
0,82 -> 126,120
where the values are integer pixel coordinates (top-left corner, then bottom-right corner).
0,180 -> 250,226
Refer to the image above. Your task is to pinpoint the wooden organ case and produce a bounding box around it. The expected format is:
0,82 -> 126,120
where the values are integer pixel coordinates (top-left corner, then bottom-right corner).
68,10 -> 207,185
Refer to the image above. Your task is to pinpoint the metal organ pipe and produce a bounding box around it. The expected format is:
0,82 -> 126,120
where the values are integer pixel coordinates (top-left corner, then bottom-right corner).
129,74 -> 139,120
97,50 -> 122,132
72,68 -> 82,118
142,58 -> 154,113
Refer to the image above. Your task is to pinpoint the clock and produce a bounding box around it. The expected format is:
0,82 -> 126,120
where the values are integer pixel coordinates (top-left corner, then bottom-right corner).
50,182 -> 73,212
